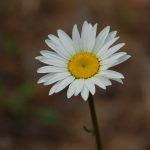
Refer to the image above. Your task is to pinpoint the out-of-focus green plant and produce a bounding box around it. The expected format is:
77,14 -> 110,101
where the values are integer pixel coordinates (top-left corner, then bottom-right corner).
0,79 -> 35,112
3,35 -> 20,56
33,107 -> 60,126
0,79 -> 60,128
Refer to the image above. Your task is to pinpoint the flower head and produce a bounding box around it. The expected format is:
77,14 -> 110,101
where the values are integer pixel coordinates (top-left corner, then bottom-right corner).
35,21 -> 131,100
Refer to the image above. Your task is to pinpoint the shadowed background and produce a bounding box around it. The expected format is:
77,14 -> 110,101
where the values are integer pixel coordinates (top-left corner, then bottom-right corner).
0,0 -> 150,150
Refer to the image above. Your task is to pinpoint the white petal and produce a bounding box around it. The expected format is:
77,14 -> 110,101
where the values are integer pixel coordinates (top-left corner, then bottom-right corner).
110,55 -> 131,67
87,23 -> 97,52
57,30 -> 75,55
81,21 -> 90,50
40,50 -> 66,62
49,81 -> 62,95
100,65 -> 111,71
81,85 -> 89,101
72,24 -> 81,52
95,76 -> 112,86
104,31 -> 117,44
85,79 -> 96,95
37,73 -> 54,84
45,37 -> 70,58
74,79 -> 84,96
92,77 -> 106,89
44,72 -> 70,85
100,58 -> 118,66
100,70 -> 124,79
35,56 -> 42,60
37,66 -> 67,73
40,50 -> 55,57
100,54 -> 130,70
67,79 -> 79,98
35,56 -> 67,67
97,37 -> 119,57
55,76 -> 75,93
93,26 -> 110,53
111,78 -> 123,84
109,52 -> 127,60
100,43 -> 125,59
101,52 -> 127,65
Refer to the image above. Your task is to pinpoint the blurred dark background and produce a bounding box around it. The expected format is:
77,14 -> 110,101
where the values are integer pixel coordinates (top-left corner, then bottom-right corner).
0,0 -> 150,150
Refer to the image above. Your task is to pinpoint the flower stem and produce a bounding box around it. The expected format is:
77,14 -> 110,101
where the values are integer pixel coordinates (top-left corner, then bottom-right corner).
88,93 -> 102,150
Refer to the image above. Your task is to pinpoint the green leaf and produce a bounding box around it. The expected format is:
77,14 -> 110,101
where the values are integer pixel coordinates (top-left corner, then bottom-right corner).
83,125 -> 94,134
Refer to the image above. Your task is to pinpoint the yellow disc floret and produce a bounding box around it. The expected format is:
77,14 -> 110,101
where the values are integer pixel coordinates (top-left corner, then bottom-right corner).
68,52 -> 100,79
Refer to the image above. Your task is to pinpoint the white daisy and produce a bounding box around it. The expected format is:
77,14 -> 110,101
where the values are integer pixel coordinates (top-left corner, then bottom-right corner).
35,21 -> 131,101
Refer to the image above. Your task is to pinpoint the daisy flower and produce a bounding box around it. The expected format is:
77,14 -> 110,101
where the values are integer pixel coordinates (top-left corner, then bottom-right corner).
35,21 -> 131,101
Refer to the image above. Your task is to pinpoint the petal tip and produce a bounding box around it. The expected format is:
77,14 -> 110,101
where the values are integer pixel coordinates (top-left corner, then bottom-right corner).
45,39 -> 49,45
49,91 -> 54,95
121,75 -> 125,79
128,55 -> 131,59
103,86 -> 106,90
122,43 -> 126,46
36,69 -> 40,73
67,94 -> 72,99
37,80 -> 42,84
83,97 -> 88,101
35,56 -> 41,60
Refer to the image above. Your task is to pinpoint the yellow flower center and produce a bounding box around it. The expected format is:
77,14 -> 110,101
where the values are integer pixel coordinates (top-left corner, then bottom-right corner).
68,52 -> 100,79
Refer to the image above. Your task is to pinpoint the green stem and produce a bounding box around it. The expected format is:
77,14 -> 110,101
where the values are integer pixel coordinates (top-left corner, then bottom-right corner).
88,93 -> 102,150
